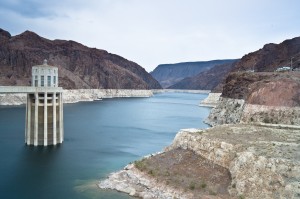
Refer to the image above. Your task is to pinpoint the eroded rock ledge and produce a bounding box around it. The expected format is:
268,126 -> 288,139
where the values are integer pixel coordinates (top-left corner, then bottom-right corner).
99,124 -> 300,199
199,92 -> 221,107
205,97 -> 300,126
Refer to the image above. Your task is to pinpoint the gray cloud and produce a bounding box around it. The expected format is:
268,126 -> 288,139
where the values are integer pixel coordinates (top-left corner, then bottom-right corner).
0,0 -> 56,18
1,0 -> 300,71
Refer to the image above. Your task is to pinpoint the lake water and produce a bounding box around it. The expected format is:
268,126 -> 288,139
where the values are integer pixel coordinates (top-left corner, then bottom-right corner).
0,92 -> 211,199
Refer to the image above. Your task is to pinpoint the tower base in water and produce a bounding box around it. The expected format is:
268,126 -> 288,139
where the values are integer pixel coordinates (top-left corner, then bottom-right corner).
25,91 -> 63,146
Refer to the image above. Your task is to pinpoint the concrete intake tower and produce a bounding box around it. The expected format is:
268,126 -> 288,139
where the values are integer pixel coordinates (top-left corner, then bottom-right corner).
26,60 -> 64,146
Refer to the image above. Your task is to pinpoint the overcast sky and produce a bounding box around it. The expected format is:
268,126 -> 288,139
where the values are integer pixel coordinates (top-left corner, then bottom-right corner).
1,0 -> 300,72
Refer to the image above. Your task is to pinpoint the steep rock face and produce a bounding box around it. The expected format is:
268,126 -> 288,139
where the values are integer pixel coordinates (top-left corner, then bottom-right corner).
212,36 -> 300,93
205,72 -> 300,126
222,72 -> 300,107
206,97 -> 300,126
247,78 -> 300,107
99,125 -> 300,199
241,104 -> 300,125
150,60 -> 236,88
169,61 -> 237,90
232,36 -> 300,72
0,29 -> 161,89
199,92 -> 221,107
167,125 -> 300,199
205,98 -> 245,126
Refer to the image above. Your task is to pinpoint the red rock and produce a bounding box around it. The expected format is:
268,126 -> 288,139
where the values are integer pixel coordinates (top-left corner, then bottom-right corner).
222,72 -> 300,107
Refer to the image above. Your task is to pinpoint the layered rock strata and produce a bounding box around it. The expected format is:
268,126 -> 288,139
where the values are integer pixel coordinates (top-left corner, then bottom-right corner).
205,97 -> 300,126
205,72 -> 300,126
99,124 -> 300,199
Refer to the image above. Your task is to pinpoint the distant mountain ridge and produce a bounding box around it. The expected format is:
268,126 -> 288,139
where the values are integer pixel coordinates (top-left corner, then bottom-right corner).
168,61 -> 238,90
150,60 -> 237,88
167,36 -> 300,91
0,28 -> 161,89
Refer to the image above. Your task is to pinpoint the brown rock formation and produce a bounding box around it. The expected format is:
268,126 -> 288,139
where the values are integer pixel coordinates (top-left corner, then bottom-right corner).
0,28 -> 161,89
211,36 -> 300,93
222,72 -> 300,107
232,36 -> 300,72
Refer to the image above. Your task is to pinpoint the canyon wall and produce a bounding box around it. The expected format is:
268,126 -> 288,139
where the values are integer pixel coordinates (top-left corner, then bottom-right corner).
205,97 -> 300,126
0,28 -> 161,90
205,72 -> 300,126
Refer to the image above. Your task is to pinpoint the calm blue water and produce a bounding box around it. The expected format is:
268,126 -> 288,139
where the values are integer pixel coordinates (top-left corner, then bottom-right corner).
0,92 -> 211,199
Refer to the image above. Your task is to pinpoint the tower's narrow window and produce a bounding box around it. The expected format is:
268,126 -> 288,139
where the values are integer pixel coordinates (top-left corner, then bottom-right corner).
53,76 -> 56,86
41,76 -> 44,87
35,75 -> 38,87
47,76 -> 51,87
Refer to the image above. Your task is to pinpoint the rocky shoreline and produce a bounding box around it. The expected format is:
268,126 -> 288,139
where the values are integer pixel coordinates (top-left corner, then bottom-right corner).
99,163 -> 191,199
0,89 -> 211,106
99,125 -> 300,199
99,90 -> 300,199
0,89 -> 153,105
199,92 -> 221,107
152,89 -> 210,94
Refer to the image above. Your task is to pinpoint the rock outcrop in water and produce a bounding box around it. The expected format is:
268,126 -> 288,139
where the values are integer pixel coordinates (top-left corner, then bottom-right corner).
0,28 -> 161,89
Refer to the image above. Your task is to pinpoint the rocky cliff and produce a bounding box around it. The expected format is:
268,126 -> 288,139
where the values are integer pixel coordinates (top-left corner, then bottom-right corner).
205,36 -> 300,126
99,124 -> 300,199
206,72 -> 300,126
222,72 -> 300,105
212,36 -> 300,92
98,36 -> 300,199
150,60 -> 236,88
232,36 -> 300,72
153,36 -> 300,91
0,28 -> 161,89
